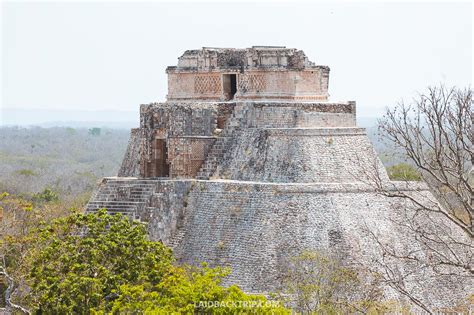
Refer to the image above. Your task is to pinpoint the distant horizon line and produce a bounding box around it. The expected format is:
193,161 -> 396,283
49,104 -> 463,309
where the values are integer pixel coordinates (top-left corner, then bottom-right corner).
1,107 -> 382,118
2,107 -> 139,112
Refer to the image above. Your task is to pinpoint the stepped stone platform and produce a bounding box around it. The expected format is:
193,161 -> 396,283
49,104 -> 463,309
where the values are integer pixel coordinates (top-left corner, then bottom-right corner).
87,47 -> 471,310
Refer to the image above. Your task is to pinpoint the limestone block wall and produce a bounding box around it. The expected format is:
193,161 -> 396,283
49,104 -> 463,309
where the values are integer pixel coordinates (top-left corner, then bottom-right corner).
138,102 -> 233,178
167,137 -> 215,178
167,73 -> 223,101
169,181 -> 470,307
166,47 -> 330,101
89,177 -> 471,308
140,102 -> 355,132
119,101 -> 358,179
215,127 -> 387,183
240,102 -> 356,128
172,181 -> 402,292
139,180 -> 193,244
118,128 -> 140,177
174,47 -> 313,71
166,69 -> 330,101
87,178 -> 192,244
140,102 -> 220,137
236,69 -> 329,101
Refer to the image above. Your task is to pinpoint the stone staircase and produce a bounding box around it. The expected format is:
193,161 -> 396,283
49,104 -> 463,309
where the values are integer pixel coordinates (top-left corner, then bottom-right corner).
196,104 -> 248,179
166,197 -> 194,251
85,178 -> 157,220
167,228 -> 187,249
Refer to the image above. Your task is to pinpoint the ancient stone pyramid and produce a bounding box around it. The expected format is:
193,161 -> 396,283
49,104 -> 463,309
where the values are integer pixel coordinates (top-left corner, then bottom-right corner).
87,47 -> 469,308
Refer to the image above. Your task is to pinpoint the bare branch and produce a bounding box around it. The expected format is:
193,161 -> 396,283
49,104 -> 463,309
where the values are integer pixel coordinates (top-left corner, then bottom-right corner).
0,256 -> 31,315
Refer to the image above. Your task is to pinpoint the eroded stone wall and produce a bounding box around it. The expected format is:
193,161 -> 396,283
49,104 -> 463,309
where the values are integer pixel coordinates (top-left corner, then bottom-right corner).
166,47 -> 330,101
239,101 -> 356,128
139,180 -> 193,244
167,137 -> 215,178
214,127 -> 387,183
167,69 -> 330,101
88,177 -> 472,309
118,101 -> 358,179
167,73 -> 223,101
167,180 -> 471,308
137,102 -> 235,178
235,69 -> 329,101
118,128 -> 140,177
90,46 -> 472,311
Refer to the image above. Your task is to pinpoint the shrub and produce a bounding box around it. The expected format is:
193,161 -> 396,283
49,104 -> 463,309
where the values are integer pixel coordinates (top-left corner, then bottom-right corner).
386,163 -> 421,181
32,188 -> 59,202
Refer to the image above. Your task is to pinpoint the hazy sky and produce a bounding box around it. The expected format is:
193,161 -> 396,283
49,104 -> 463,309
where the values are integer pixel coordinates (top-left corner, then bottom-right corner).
1,1 -> 472,119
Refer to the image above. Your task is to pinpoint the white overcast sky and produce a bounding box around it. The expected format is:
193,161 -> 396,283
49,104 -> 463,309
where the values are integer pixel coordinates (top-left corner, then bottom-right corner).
1,1 -> 472,118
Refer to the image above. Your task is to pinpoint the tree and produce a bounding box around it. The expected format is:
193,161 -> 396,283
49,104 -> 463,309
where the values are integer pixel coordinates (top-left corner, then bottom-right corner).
108,264 -> 288,314
32,188 -> 59,203
281,250 -> 391,314
2,207 -> 289,314
0,191 -> 75,314
366,85 -> 473,312
88,127 -> 101,136
386,163 -> 421,181
379,85 -> 472,235
27,210 -> 173,314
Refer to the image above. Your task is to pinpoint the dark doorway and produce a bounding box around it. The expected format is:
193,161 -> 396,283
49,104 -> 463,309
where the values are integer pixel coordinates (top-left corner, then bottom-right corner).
154,139 -> 169,177
230,74 -> 237,96
223,74 -> 237,100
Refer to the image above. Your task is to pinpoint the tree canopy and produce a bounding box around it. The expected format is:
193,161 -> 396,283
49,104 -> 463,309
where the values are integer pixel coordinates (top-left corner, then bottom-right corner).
1,207 -> 289,314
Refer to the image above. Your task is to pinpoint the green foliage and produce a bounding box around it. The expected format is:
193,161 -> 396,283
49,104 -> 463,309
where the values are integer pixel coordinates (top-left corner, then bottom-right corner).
1,208 -> 288,314
0,126 -> 130,200
27,210 -> 172,314
88,127 -> 101,136
66,127 -> 76,135
0,279 -> 6,308
32,188 -> 59,203
107,264 -> 288,314
0,191 -> 81,310
386,163 -> 422,181
15,169 -> 37,176
282,250 -> 388,314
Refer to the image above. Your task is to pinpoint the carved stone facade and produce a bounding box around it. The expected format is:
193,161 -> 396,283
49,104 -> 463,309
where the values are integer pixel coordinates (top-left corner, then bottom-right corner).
88,47 -> 471,310
166,47 -> 329,101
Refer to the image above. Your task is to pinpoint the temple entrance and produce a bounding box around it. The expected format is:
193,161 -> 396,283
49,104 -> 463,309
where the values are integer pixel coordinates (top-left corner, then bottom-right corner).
153,139 -> 169,177
222,74 -> 237,100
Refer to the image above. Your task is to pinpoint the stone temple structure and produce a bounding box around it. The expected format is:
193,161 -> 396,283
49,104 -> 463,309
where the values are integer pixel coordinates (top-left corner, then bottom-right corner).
87,47 -> 470,309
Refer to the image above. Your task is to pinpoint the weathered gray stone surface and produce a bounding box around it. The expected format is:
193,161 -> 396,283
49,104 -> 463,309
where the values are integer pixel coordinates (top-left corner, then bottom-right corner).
88,178 -> 471,308
86,47 -> 472,310
214,127 -> 389,183
237,101 -> 356,128
86,177 -> 193,244
169,181 -> 469,308
118,129 -> 140,177
167,47 -> 330,101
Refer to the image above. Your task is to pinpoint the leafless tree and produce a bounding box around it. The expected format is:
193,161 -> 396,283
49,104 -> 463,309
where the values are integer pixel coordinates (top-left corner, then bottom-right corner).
362,85 -> 473,313
281,250 -> 386,314
380,85 -> 472,236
